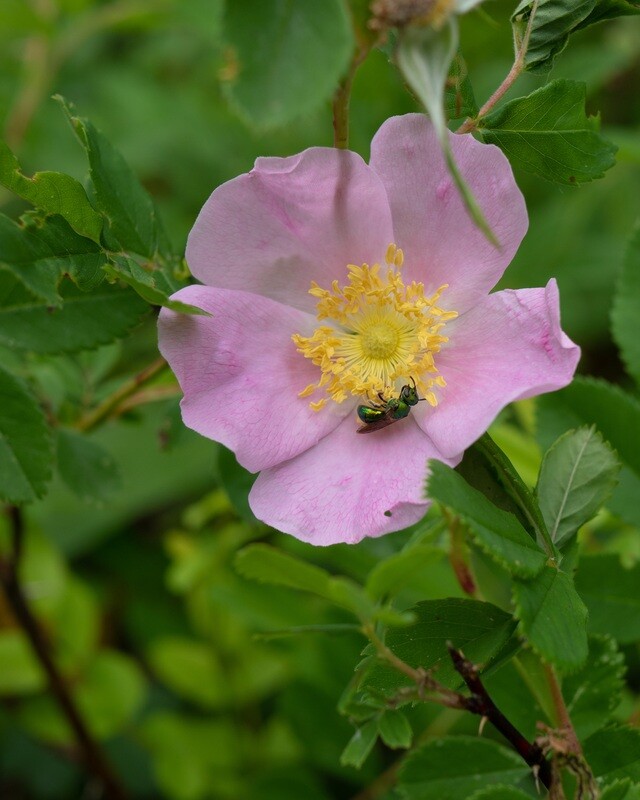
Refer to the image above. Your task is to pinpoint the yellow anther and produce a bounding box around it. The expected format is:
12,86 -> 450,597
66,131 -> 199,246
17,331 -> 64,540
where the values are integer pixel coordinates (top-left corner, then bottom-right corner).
292,243 -> 457,411
385,243 -> 397,265
298,384 -> 317,398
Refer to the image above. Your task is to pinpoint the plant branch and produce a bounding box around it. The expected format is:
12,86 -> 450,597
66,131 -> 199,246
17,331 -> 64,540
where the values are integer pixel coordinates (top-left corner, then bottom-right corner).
364,626 -> 552,790
0,506 -> 128,800
536,669 -> 598,800
544,665 -> 584,757
75,357 -> 169,433
457,0 -> 539,134
448,644 -> 552,789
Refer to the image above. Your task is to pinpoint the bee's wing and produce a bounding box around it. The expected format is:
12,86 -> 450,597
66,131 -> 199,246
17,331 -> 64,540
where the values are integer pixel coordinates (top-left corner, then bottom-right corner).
356,416 -> 398,434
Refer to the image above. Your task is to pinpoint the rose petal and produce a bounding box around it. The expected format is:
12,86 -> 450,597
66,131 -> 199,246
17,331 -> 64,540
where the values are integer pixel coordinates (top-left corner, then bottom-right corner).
186,148 -> 395,314
415,280 -> 580,457
249,415 -> 459,545
158,285 -> 352,472
370,114 -> 528,313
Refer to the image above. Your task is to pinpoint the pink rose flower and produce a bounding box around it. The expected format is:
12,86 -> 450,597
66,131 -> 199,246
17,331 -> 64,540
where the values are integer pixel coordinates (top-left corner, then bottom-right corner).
158,114 -> 580,546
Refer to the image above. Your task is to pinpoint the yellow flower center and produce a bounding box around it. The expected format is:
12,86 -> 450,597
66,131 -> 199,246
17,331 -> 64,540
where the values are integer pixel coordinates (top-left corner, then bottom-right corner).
292,244 -> 458,412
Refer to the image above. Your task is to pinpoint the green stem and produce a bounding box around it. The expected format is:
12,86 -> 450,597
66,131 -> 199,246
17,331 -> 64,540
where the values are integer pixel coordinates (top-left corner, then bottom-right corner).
332,35 -> 374,149
456,0 -> 540,134
3,0 -> 56,150
443,507 -> 478,597
76,357 -> 169,433
473,432 -> 556,558
544,665 -> 583,753
364,624 -> 425,684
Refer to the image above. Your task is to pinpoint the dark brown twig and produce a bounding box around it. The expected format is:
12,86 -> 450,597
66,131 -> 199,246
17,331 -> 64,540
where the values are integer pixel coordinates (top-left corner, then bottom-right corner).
447,643 -> 552,790
0,506 -> 128,800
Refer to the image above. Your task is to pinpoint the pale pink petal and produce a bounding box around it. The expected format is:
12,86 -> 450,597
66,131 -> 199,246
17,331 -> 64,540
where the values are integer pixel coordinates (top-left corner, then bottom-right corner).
249,415 -> 459,545
186,148 -> 394,314
158,285 -> 352,472
369,114 -> 528,313
415,280 -> 580,457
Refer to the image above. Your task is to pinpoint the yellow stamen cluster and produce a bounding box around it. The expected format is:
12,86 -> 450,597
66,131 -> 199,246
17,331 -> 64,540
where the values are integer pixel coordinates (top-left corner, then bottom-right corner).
292,244 -> 457,412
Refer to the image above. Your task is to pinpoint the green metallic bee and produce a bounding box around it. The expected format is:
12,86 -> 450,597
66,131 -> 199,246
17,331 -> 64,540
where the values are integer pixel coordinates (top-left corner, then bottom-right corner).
356,379 -> 425,434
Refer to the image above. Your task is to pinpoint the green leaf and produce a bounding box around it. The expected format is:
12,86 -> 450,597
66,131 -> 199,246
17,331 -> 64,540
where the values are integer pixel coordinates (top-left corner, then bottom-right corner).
468,788 -> 533,800
512,0 -> 596,73
612,224 -> 640,387
536,426 -> 620,546
0,631 -> 46,695
221,0 -> 353,130
377,710 -> 412,749
0,364 -> 53,503
217,445 -> 257,522
479,80 -> 617,184
18,650 -> 146,743
52,577 -> 100,672
56,429 -> 121,503
234,544 -> 375,620
147,636 -> 225,709
536,377 -> 640,527
58,96 -> 169,259
0,140 -> 103,242
575,554 -> 640,643
601,780 -> 640,800
398,737 -> 532,800
578,0 -> 640,27
105,256 -> 207,314
513,566 -> 588,672
397,21 -> 498,246
366,540 -> 445,600
139,712 -> 240,800
0,274 -> 148,354
235,544 -> 334,596
361,599 -> 517,696
0,213 -> 106,306
427,461 -> 546,578
340,720 -> 378,769
563,635 -> 625,739
584,725 -> 640,784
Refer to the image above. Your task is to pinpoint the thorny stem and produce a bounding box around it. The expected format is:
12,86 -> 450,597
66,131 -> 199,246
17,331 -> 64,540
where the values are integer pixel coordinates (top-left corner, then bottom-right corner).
75,357 -> 169,433
0,507 -> 128,800
544,665 -> 585,757
449,645 -> 552,789
457,0 -> 540,134
539,668 -> 598,800
473,432 -> 556,559
364,625 -> 552,790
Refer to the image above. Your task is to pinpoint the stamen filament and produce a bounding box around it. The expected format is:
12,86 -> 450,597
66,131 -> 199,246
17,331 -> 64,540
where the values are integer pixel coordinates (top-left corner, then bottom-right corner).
293,244 -> 457,410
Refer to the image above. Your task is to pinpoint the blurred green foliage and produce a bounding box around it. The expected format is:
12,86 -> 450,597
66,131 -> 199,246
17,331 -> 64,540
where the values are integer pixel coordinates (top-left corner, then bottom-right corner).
1,0 -> 640,798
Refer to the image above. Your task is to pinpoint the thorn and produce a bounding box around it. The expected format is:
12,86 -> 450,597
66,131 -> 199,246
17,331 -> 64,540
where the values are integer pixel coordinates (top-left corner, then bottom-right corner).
478,715 -> 488,736
532,764 -> 541,795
